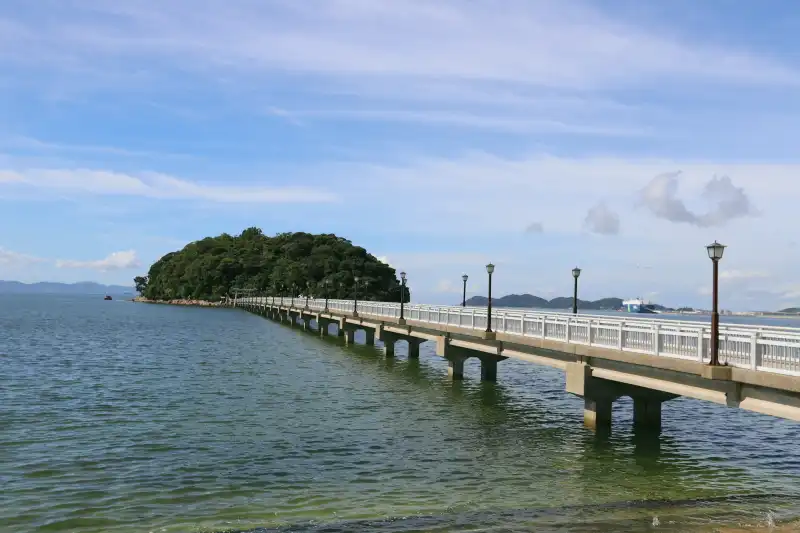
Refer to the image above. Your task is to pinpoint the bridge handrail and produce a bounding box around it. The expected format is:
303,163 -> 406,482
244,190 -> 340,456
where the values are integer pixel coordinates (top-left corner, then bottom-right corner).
239,296 -> 800,376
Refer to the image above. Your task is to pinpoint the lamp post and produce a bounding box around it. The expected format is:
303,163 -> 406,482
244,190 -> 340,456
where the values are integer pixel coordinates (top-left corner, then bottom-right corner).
291,283 -> 296,308
707,241 -> 726,366
572,267 -> 581,315
486,263 -> 495,334
324,279 -> 330,312
353,276 -> 360,317
305,281 -> 310,309
462,274 -> 469,307
400,271 -> 407,324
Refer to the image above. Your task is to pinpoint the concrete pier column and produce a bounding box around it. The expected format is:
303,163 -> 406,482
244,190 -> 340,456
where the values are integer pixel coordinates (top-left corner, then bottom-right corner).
480,357 -> 498,382
364,329 -> 375,346
447,357 -> 466,380
566,362 -> 619,431
344,329 -> 355,345
319,320 -> 330,337
584,397 -> 613,429
408,339 -> 422,359
302,317 -> 311,331
633,397 -> 663,431
385,340 -> 395,357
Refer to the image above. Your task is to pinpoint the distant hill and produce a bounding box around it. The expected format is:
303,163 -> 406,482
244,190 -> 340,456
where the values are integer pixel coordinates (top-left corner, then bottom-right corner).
464,293 -> 625,310
0,280 -> 135,295
779,307 -> 800,314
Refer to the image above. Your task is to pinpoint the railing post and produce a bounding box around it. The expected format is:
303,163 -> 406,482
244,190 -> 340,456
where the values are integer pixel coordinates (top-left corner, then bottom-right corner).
618,322 -> 624,350
697,328 -> 705,362
750,332 -> 760,370
588,320 -> 594,346
541,317 -> 546,339
566,318 -> 571,342
471,310 -> 475,328
653,325 -> 660,356
502,314 -> 506,333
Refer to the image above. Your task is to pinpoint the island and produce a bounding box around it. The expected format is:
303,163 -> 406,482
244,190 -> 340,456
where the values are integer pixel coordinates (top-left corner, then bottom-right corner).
134,227 -> 409,304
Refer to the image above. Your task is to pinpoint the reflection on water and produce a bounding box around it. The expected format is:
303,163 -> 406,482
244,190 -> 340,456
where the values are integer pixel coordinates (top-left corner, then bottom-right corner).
3,295 -> 800,533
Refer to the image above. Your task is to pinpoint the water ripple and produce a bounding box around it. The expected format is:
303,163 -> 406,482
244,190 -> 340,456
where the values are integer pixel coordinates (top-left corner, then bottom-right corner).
3,295 -> 800,532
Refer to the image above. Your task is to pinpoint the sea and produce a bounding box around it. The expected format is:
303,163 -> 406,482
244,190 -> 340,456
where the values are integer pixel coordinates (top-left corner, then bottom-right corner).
4,294 -> 800,533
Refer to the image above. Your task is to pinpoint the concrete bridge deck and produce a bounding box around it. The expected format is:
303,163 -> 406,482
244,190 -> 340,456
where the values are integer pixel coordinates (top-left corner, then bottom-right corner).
234,296 -> 800,430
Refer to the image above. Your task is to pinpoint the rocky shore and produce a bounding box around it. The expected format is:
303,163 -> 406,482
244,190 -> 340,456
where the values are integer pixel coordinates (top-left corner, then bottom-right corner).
131,296 -> 224,307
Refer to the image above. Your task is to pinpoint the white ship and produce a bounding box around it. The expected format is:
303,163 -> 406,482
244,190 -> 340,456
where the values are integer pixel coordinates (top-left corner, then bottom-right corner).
621,298 -> 660,314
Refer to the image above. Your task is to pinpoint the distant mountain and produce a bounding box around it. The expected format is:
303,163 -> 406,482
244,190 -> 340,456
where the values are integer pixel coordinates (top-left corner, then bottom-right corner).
464,293 -> 626,311
0,280 -> 135,295
779,307 -> 800,314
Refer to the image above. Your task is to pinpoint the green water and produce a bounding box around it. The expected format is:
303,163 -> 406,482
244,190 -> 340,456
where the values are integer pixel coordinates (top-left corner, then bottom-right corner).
3,295 -> 800,533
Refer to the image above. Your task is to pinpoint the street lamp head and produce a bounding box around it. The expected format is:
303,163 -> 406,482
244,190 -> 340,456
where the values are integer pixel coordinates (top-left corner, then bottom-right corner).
462,274 -> 468,282
354,276 -> 360,283
486,263 -> 495,274
400,271 -> 406,282
706,240 -> 726,261
572,267 -> 581,279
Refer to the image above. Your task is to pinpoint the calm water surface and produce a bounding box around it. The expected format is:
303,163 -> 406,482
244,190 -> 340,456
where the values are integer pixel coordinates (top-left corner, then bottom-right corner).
4,295 -> 800,533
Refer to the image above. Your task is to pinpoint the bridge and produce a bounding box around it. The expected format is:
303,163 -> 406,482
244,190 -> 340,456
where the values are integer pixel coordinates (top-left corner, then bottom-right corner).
232,295 -> 800,431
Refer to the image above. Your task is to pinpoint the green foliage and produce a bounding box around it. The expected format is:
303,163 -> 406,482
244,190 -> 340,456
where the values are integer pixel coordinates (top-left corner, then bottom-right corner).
137,228 -> 410,302
133,276 -> 148,294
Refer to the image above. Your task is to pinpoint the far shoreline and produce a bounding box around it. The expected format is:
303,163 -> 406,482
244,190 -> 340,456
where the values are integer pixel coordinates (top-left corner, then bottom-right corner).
130,296 -> 224,308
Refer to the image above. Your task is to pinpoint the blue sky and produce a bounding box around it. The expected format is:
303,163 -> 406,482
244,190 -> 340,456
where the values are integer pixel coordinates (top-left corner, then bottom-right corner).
1,0 -> 799,310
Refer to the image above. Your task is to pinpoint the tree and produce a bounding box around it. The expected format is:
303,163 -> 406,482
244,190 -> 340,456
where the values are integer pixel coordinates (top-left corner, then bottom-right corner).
135,229 -> 406,302
134,276 -> 148,294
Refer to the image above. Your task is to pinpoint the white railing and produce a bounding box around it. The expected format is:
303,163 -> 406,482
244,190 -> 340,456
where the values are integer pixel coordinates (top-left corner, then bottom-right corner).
236,296 -> 800,377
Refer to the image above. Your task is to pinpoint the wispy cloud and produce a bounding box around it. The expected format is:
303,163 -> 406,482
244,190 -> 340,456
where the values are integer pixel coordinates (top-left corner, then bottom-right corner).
0,246 -> 46,267
0,168 -> 338,203
56,250 -> 141,272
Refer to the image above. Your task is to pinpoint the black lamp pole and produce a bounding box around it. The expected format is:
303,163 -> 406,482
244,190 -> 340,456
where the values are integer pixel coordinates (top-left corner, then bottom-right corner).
572,267 -> 581,315
324,280 -> 330,311
462,274 -> 468,307
707,241 -> 726,366
291,284 -> 296,308
305,282 -> 310,309
400,271 -> 407,322
486,263 -> 495,333
353,276 -> 360,317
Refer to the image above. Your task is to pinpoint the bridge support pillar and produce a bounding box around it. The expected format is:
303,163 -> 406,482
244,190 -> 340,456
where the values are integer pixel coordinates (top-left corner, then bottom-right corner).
344,329 -> 355,345
584,397 -> 613,429
633,397 -> 663,431
408,338 -> 423,358
302,317 -> 312,331
364,328 -> 375,346
317,317 -> 332,337
479,356 -> 499,382
566,362 -> 619,430
447,356 -> 466,380
378,328 -> 426,359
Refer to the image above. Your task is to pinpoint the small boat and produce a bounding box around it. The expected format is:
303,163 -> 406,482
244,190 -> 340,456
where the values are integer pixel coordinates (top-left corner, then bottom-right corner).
104,295 -> 113,301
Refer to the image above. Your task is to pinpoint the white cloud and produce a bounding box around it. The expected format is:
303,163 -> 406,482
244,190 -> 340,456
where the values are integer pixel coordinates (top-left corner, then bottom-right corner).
56,250 -> 141,271
638,172 -> 757,227
1,0 -> 798,142
583,202 -> 620,235
524,222 -> 544,234
720,270 -> 769,281
6,1 -> 797,91
434,279 -> 462,294
0,247 -> 45,267
0,168 -> 338,203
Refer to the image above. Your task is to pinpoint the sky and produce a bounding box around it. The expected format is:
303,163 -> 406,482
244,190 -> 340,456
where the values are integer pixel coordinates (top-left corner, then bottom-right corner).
1,0 -> 799,310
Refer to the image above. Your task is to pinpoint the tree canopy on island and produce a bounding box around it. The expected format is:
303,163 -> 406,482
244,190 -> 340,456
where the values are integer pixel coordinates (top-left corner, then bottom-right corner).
134,228 -> 409,302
